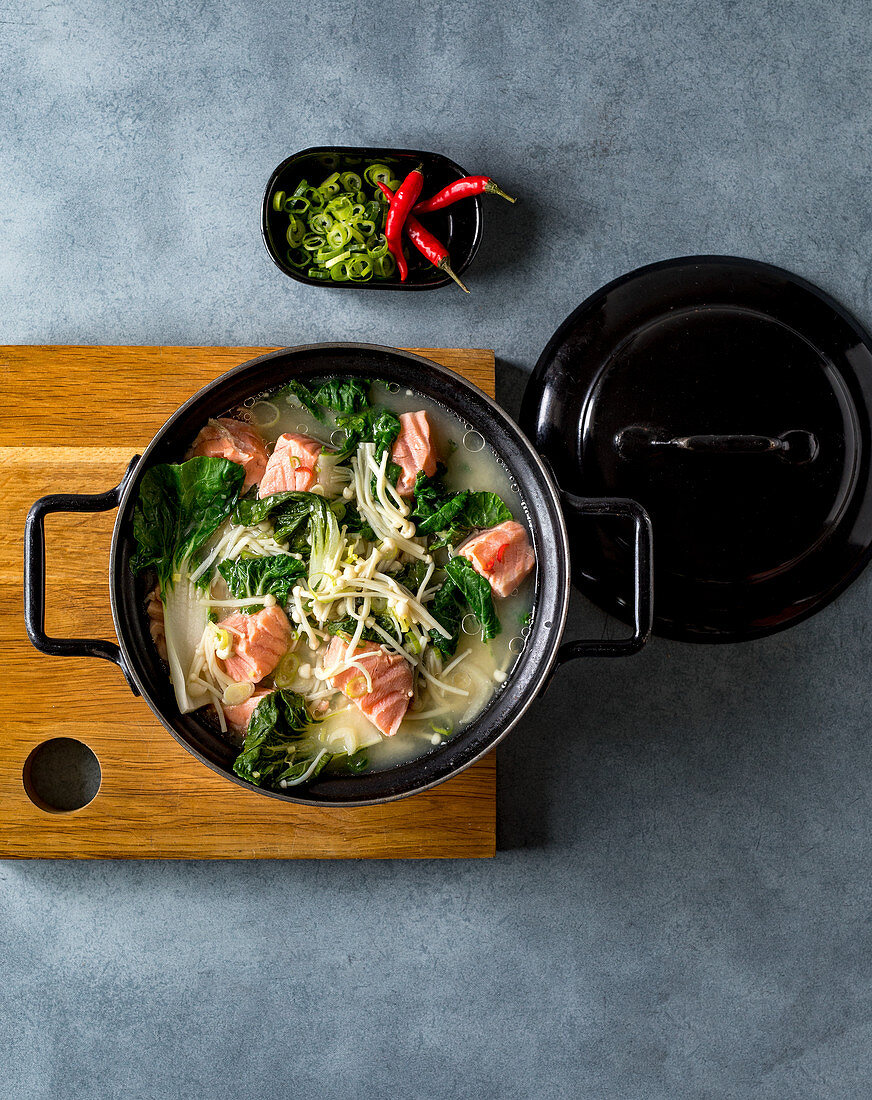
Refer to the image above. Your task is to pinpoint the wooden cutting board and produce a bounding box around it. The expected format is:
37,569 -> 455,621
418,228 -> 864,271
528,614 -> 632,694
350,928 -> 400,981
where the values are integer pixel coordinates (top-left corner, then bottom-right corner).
0,346 -> 496,859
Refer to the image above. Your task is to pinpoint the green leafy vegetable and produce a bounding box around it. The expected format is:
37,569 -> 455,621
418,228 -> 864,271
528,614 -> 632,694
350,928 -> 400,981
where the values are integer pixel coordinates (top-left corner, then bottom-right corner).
233,490 -> 323,547
131,457 -> 246,715
345,751 -> 369,773
340,502 -> 375,541
411,468 -> 513,548
458,492 -> 513,531
428,579 -> 466,658
217,554 -> 306,610
394,560 -> 428,592
310,377 -> 370,414
233,689 -> 330,789
334,407 -> 401,461
284,380 -> 325,421
131,457 -> 245,591
416,491 -> 470,535
283,377 -> 371,420
322,749 -> 369,775
326,614 -> 399,645
232,490 -> 340,588
444,556 -> 502,642
410,467 -> 451,523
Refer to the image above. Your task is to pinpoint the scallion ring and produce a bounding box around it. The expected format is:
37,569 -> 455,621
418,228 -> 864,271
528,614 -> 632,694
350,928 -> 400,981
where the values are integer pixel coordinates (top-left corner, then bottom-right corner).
309,212 -> 333,234
286,216 -> 305,247
364,164 -> 394,186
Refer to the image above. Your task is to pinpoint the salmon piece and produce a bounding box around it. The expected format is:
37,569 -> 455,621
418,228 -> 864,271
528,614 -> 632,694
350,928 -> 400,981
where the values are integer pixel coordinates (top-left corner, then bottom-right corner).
391,411 -> 438,496
145,585 -> 167,661
222,689 -> 273,734
260,433 -> 322,496
191,419 -> 269,492
458,520 -> 535,598
219,605 -> 291,683
323,636 -> 413,738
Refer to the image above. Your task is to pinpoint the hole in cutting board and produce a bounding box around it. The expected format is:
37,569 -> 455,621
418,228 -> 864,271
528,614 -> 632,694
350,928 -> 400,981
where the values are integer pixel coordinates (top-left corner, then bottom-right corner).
22,738 -> 102,812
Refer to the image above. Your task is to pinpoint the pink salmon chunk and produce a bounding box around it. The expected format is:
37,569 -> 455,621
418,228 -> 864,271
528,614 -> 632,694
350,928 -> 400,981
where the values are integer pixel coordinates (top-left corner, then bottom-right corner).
323,636 -> 413,738
219,605 -> 291,683
391,411 -> 438,496
222,689 -> 273,735
259,433 -> 322,496
458,520 -> 535,598
191,419 -> 269,492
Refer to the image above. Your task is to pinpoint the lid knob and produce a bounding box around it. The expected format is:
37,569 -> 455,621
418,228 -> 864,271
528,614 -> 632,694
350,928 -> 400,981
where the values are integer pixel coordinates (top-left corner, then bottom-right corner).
615,427 -> 818,464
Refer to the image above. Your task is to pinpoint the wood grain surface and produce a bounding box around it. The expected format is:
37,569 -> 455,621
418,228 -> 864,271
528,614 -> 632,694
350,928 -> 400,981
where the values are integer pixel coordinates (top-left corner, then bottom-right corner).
0,345 -> 497,859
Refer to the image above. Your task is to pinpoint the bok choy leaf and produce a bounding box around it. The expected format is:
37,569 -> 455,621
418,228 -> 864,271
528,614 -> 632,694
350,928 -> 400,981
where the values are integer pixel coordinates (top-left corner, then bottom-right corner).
217,555 -> 306,611
131,457 -> 246,714
131,457 -> 245,591
428,579 -> 466,658
282,376 -> 371,421
444,557 -> 502,642
232,688 -> 331,788
232,490 -> 339,589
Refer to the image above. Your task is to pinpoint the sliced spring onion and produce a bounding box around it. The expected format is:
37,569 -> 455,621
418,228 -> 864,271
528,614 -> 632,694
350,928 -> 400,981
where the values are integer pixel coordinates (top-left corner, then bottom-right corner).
348,256 -> 373,281
372,253 -> 396,277
318,172 -> 342,198
324,249 -> 352,270
273,165 -> 398,283
326,223 -> 350,249
274,651 -> 300,689
309,211 -> 334,234
364,163 -> 393,186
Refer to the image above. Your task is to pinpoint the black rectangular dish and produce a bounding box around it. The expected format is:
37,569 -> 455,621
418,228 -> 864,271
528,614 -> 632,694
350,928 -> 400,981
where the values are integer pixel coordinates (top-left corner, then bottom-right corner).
261,145 -> 483,291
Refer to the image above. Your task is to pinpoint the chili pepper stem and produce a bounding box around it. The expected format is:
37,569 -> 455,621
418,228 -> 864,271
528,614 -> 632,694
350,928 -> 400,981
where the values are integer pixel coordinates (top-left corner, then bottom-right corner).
484,180 -> 517,203
439,258 -> 470,293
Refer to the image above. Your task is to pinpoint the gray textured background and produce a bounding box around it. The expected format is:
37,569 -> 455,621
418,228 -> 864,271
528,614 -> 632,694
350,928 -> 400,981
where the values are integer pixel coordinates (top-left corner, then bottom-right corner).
4,1 -> 872,1097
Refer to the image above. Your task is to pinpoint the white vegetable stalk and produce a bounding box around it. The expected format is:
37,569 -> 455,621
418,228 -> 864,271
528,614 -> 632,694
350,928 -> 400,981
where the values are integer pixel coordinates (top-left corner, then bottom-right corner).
162,570 -> 210,714
316,453 -> 354,497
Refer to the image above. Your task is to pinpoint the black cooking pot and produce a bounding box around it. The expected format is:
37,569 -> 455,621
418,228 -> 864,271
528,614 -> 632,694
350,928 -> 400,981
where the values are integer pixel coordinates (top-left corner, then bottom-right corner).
24,344 -> 652,806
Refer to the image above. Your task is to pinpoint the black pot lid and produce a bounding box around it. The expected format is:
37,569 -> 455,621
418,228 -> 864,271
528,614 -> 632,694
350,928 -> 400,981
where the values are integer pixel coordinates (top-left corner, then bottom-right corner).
520,255 -> 872,643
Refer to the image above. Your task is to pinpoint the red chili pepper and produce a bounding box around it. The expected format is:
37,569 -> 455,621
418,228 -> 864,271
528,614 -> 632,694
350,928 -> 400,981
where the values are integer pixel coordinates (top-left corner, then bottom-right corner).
383,164 -> 424,282
377,182 -> 469,293
413,176 -> 517,215
484,542 -> 510,572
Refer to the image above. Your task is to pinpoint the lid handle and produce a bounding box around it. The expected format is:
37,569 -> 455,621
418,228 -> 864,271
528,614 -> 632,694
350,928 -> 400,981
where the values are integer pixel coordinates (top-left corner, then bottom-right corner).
616,427 -> 818,464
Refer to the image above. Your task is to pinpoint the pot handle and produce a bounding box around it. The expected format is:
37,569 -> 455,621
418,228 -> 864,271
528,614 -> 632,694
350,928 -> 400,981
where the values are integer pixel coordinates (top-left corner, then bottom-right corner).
554,492 -> 653,664
24,457 -> 141,695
